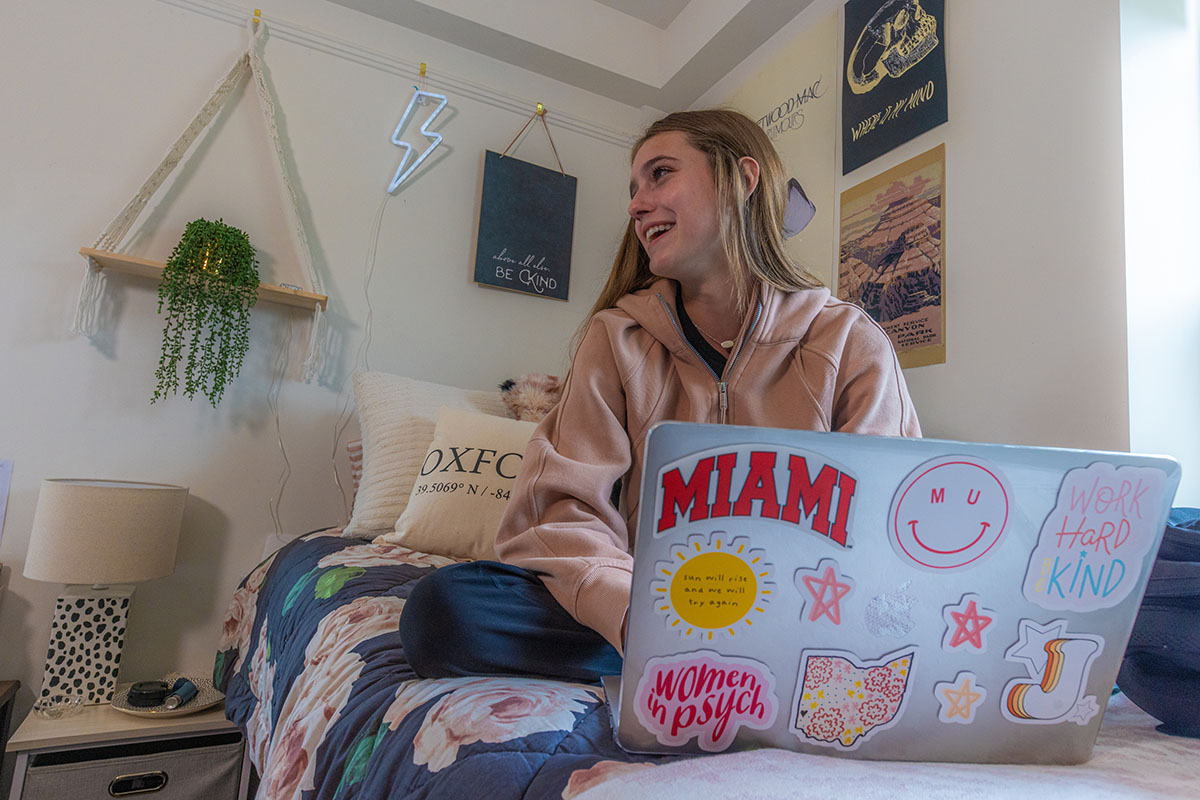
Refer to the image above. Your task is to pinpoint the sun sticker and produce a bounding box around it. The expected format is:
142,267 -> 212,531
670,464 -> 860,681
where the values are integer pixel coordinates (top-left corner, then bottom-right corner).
651,532 -> 774,641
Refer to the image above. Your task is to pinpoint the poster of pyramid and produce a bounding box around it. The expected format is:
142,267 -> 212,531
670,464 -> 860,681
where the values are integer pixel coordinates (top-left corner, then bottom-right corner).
838,144 -> 944,368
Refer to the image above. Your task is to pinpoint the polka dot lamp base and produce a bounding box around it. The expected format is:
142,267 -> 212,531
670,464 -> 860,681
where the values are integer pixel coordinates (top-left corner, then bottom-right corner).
39,586 -> 131,705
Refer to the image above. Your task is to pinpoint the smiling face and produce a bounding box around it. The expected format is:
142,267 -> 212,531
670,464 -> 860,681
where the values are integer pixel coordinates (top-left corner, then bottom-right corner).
628,131 -> 729,290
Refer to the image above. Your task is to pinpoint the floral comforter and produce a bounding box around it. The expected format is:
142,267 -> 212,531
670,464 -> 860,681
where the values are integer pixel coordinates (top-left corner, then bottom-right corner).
215,530 -> 672,800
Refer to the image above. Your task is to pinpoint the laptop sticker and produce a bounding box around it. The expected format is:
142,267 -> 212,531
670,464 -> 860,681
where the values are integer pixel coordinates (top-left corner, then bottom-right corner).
935,671 -> 987,724
790,647 -> 917,750
633,650 -> 777,751
1001,619 -> 1103,725
888,456 -> 1012,571
794,558 -> 855,627
653,444 -> 858,547
651,533 -> 774,641
941,593 -> 995,653
864,582 -> 918,637
1022,462 -> 1169,611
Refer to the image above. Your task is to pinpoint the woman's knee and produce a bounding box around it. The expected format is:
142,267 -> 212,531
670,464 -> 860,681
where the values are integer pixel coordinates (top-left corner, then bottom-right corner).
399,562 -> 496,676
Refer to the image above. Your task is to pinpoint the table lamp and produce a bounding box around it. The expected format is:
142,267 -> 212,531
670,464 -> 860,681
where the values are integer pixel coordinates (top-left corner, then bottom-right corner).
24,479 -> 188,705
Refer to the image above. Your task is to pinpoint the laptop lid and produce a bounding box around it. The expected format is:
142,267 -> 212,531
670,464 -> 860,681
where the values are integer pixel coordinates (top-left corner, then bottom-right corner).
614,422 -> 1180,763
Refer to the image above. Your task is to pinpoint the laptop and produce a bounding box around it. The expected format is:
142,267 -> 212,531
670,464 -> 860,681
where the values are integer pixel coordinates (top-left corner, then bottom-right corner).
609,422 -> 1180,763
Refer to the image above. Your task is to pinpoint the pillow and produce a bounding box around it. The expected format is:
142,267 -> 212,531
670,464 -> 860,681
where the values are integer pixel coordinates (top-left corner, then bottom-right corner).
347,438 -> 363,497
375,407 -> 536,560
343,372 -> 509,538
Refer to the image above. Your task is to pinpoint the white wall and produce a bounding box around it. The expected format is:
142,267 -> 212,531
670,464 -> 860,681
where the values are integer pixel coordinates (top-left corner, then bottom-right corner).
702,0 -> 1133,453
0,0 -> 640,722
1121,0 -> 1200,506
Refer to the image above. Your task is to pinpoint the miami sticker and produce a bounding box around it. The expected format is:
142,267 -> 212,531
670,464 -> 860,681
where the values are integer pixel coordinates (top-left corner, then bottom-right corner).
654,445 -> 858,547
790,647 -> 916,750
1001,619 -> 1103,726
889,455 -> 1012,571
633,650 -> 777,751
651,533 -> 774,641
1023,462 -> 1169,611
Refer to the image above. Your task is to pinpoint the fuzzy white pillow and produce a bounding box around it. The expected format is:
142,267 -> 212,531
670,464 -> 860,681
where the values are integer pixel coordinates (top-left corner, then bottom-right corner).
347,438 -> 363,498
343,372 -> 509,538
376,407 -> 536,559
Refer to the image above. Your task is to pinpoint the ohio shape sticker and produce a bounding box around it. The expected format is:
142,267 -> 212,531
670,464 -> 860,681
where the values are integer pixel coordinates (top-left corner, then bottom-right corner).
1022,462 -> 1168,611
889,456 -> 1012,571
791,647 -> 917,750
633,650 -> 777,751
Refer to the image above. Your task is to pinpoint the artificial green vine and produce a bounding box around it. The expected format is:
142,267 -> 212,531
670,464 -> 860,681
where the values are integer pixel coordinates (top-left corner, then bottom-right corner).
153,218 -> 259,407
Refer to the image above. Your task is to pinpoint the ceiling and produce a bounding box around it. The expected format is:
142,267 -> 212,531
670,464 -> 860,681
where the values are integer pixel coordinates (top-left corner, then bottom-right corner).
325,0 -> 816,110
591,0 -> 691,29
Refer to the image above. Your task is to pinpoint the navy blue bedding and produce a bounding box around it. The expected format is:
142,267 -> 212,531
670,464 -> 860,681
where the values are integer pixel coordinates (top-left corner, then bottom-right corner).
214,530 -> 674,799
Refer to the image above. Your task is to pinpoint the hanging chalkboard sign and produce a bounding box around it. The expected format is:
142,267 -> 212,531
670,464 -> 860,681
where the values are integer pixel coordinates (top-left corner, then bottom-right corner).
473,150 -> 576,301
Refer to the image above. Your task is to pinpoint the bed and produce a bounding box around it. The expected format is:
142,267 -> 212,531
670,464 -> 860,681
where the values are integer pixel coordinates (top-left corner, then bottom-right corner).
213,372 -> 1200,799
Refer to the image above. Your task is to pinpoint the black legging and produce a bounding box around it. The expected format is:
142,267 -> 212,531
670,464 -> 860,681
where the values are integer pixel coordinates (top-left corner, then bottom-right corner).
398,561 -> 622,683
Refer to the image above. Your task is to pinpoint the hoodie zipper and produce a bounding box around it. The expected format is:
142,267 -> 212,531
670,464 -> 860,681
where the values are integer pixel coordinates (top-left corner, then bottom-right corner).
657,293 -> 763,425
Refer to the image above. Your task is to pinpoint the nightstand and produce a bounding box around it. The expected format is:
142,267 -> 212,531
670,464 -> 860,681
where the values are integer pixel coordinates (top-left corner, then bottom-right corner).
6,700 -> 249,800
0,682 -> 18,755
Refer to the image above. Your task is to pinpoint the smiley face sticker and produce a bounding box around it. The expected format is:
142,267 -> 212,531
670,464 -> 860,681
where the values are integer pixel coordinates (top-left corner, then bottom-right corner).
888,456 -> 1013,571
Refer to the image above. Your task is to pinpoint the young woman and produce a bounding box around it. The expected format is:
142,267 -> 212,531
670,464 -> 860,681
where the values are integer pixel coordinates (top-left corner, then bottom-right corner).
399,110 -> 920,681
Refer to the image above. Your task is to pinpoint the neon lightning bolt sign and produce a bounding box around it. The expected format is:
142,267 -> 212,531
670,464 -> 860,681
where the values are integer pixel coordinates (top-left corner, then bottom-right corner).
388,87 -> 447,192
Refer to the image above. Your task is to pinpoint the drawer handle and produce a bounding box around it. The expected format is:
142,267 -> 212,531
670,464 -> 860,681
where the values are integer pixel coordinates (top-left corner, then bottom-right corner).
108,771 -> 169,796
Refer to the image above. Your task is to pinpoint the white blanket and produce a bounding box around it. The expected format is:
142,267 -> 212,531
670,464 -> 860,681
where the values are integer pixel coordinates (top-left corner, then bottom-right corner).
577,694 -> 1198,800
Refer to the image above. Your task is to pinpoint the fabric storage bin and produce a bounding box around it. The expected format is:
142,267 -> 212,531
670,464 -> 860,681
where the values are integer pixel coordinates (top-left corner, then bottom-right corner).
21,731 -> 243,800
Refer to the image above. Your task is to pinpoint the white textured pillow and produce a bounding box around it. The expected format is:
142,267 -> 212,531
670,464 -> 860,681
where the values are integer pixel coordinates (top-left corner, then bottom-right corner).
376,407 -> 536,560
347,438 -> 363,498
343,372 -> 509,538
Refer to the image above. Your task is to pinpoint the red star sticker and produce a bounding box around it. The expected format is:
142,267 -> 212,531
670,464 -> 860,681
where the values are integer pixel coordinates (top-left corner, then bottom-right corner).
948,600 -> 992,649
802,566 -> 852,624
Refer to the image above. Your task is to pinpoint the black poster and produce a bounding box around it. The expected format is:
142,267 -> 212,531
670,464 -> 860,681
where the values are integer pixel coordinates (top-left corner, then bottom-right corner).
473,150 -> 576,301
841,0 -> 947,175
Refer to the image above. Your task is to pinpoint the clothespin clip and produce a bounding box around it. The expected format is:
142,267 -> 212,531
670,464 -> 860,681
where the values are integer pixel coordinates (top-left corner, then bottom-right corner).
536,102 -> 545,116
253,8 -> 262,26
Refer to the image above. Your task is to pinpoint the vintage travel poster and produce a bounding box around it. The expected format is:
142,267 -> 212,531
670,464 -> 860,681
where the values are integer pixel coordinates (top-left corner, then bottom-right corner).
723,10 -> 839,284
842,0 -> 948,174
838,144 -> 944,368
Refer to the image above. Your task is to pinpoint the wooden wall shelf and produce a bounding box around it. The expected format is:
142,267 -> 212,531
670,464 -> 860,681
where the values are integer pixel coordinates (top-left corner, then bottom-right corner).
79,247 -> 328,311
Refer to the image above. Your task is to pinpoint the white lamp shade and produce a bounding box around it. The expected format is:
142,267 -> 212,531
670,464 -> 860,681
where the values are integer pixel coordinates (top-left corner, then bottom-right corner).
24,479 -> 188,585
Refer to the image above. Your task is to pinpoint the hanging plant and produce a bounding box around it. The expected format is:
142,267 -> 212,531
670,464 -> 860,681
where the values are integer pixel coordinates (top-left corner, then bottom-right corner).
153,218 -> 259,407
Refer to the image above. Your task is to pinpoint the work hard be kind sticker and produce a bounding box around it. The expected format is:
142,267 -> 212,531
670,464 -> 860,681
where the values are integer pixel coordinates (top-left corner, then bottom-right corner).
1023,462 -> 1168,611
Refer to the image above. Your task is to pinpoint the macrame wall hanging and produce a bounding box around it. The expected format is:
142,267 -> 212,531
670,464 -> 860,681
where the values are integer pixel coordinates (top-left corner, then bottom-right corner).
71,13 -> 328,381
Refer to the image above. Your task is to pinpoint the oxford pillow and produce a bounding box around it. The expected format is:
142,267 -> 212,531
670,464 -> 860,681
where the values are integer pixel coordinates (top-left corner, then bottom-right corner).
375,407 -> 536,560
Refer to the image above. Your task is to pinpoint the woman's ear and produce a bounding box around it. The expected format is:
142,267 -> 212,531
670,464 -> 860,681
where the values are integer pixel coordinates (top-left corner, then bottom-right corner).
737,156 -> 761,198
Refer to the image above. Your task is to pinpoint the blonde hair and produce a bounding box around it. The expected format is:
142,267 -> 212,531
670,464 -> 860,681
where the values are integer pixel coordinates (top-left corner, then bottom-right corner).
583,109 -> 823,330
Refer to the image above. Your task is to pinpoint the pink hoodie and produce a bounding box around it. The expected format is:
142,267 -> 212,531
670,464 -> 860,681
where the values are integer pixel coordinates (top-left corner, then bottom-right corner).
495,279 -> 920,652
